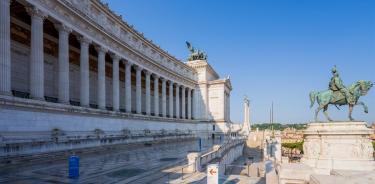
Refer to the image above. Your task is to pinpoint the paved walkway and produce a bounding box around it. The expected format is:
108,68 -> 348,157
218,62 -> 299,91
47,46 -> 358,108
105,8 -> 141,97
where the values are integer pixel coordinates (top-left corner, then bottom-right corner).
0,139 -> 221,184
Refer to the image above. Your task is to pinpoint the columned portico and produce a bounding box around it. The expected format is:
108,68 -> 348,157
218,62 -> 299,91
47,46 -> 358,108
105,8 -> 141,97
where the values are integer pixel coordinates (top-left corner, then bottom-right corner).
135,66 -> 142,114
78,36 -> 91,107
181,86 -> 186,119
153,74 -> 159,116
96,46 -> 107,110
0,0 -> 12,96
168,81 -> 174,118
175,83 -> 180,119
27,6 -> 47,100
161,78 -> 167,117
2,0 -> 205,122
145,71 -> 151,115
124,61 -> 132,113
55,24 -> 72,104
111,54 -> 120,111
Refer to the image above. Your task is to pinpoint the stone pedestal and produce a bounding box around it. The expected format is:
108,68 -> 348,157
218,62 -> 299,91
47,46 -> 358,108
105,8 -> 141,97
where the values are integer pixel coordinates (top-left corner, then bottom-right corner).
187,152 -> 201,172
301,121 -> 374,174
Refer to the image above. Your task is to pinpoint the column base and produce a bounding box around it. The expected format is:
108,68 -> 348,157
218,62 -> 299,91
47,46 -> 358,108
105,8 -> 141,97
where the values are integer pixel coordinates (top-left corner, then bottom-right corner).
0,90 -> 12,96
31,96 -> 45,101
58,100 -> 70,105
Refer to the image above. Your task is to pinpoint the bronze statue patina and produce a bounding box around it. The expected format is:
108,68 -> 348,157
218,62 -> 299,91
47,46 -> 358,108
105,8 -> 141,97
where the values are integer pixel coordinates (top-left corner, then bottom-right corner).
310,66 -> 373,121
186,41 -> 207,61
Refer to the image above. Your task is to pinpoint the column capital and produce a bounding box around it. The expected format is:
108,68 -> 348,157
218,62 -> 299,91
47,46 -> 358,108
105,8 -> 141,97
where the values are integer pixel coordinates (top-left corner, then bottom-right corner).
123,60 -> 132,66
26,6 -> 47,19
152,74 -> 159,79
181,85 -> 186,90
134,65 -> 143,72
160,77 -> 167,82
95,45 -> 108,53
55,23 -> 72,33
110,53 -> 121,61
169,80 -> 174,85
77,36 -> 92,45
145,70 -> 152,76
175,83 -> 180,87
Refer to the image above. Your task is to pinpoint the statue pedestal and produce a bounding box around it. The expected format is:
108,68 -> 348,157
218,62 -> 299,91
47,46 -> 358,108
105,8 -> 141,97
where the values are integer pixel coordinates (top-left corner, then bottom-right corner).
301,121 -> 375,174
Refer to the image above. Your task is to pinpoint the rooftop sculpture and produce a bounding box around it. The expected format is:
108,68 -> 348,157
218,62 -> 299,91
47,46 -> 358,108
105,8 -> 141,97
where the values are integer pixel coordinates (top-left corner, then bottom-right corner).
309,66 -> 373,121
186,41 -> 207,61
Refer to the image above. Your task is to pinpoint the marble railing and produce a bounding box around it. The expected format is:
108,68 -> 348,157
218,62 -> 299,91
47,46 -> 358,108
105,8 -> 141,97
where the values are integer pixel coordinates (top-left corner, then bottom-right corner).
0,131 -> 195,157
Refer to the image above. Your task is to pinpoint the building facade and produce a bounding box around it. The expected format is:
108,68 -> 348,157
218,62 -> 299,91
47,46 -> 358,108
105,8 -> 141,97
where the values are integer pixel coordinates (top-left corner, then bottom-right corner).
0,0 -> 234,154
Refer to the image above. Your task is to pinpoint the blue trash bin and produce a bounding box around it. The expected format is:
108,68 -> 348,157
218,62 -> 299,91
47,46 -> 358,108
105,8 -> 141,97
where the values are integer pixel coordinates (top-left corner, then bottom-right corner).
68,155 -> 79,178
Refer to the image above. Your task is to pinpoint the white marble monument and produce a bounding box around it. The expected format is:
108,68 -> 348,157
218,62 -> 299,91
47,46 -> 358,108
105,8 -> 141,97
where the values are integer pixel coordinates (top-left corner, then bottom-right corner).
301,121 -> 374,174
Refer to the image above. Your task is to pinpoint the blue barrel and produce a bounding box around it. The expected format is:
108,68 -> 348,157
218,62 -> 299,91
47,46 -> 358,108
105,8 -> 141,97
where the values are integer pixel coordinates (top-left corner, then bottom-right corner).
68,155 -> 79,178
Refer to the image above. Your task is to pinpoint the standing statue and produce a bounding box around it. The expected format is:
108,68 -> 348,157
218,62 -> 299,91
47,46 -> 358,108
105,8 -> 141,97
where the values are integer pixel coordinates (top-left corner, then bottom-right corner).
310,66 -> 373,121
186,41 -> 207,61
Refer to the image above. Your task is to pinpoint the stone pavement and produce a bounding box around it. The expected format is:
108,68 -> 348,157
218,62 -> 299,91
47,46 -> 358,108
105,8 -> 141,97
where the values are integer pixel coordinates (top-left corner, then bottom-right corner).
0,138 -> 220,184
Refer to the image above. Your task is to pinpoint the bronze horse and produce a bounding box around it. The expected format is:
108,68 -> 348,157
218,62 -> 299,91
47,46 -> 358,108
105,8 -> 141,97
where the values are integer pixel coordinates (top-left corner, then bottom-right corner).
310,80 -> 373,121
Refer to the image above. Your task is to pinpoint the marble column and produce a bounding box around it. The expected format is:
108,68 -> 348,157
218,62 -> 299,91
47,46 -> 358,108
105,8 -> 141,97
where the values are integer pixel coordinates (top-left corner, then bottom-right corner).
187,88 -> 192,119
145,70 -> 151,116
111,54 -> 120,111
55,24 -> 71,104
153,74 -> 159,116
175,84 -> 180,119
135,66 -> 142,114
181,86 -> 186,119
191,89 -> 198,119
168,81 -> 174,118
124,61 -> 132,113
96,46 -> 107,110
0,0 -> 12,95
77,36 -> 91,107
161,78 -> 167,117
27,7 -> 47,100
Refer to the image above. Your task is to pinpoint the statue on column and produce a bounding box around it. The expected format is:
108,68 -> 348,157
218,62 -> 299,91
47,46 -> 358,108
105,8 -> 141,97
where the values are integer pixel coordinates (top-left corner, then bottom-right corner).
242,95 -> 251,135
309,66 -> 373,121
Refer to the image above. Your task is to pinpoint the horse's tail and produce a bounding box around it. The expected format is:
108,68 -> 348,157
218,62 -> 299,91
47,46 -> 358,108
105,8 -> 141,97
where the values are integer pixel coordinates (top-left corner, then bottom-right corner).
309,91 -> 318,108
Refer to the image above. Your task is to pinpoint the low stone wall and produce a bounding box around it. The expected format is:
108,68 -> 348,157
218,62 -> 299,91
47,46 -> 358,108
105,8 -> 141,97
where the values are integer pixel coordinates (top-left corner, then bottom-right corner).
186,139 -> 244,173
0,132 -> 194,157
0,95 -> 218,155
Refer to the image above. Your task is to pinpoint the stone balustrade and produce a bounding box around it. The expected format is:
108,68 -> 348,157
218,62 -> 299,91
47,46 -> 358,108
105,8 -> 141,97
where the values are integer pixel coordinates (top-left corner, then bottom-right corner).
187,139 -> 244,173
0,129 -> 195,157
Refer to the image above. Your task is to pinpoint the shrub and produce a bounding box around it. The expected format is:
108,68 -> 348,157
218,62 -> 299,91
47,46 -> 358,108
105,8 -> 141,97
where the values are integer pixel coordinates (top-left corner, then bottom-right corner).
282,141 -> 304,153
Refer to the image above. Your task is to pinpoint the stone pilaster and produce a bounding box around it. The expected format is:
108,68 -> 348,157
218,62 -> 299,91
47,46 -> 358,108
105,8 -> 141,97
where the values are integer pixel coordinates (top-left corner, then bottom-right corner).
77,36 -> 91,107
135,66 -> 142,114
27,7 -> 47,100
55,24 -> 72,104
145,70 -> 151,115
0,0 -> 12,96
168,81 -> 174,118
124,61 -> 132,113
161,78 -> 167,117
187,88 -> 192,119
111,54 -> 120,111
96,46 -> 107,110
175,84 -> 180,119
153,74 -> 159,116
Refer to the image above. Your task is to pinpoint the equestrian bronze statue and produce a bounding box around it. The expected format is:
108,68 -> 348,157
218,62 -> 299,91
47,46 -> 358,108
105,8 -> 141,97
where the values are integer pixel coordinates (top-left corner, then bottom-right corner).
309,66 -> 373,121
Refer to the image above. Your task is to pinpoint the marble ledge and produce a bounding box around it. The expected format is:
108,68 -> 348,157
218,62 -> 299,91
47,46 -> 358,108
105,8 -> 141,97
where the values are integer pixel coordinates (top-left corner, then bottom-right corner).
0,95 -> 203,124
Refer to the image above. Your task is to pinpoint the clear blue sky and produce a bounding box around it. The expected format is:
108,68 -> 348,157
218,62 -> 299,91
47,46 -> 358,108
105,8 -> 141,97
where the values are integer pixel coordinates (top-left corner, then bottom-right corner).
103,0 -> 375,124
